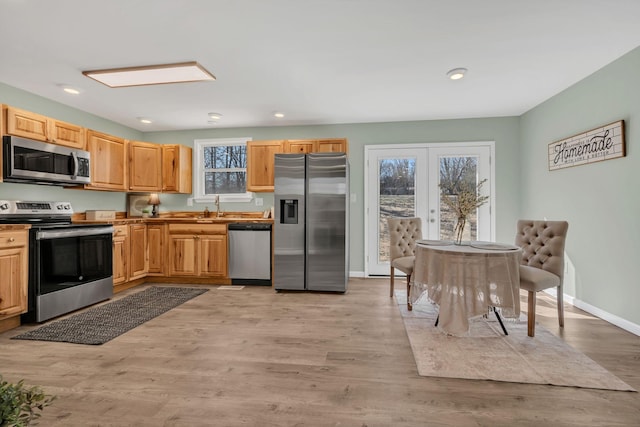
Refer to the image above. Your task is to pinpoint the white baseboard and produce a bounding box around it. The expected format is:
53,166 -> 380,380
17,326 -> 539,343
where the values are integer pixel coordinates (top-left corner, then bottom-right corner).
545,289 -> 640,337
349,271 -> 366,278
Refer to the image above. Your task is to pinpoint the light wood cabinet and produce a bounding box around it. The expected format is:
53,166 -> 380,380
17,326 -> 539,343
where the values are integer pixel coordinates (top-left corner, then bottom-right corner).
147,223 -> 166,276
3,105 -> 85,149
3,106 -> 48,141
0,230 -> 29,319
246,140 -> 284,192
129,223 -> 148,280
128,140 -> 162,192
316,138 -> 348,153
85,130 -> 127,191
48,119 -> 85,149
162,144 -> 192,194
200,234 -> 228,276
247,138 -> 348,192
112,225 -> 129,287
167,223 -> 227,277
283,138 -> 348,154
284,139 -> 315,154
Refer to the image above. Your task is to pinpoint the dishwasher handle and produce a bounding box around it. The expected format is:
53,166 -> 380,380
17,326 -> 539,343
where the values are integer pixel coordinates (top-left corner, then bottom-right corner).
227,223 -> 272,231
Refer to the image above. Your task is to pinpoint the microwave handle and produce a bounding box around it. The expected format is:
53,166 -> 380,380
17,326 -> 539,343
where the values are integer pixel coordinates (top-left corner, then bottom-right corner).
71,151 -> 79,179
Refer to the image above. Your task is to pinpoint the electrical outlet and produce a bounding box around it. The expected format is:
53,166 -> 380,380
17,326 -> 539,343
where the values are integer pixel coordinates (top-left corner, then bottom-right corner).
187,198 -> 193,207
255,197 -> 263,206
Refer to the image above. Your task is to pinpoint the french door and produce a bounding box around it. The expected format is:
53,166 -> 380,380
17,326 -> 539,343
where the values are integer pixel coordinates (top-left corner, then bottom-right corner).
365,143 -> 493,276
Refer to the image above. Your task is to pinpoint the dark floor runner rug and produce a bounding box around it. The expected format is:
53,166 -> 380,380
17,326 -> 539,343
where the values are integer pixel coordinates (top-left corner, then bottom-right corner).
12,286 -> 208,345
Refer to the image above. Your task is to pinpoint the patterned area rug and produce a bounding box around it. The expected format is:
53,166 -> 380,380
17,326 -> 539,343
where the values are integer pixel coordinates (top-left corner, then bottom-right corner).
396,291 -> 635,391
12,286 -> 208,345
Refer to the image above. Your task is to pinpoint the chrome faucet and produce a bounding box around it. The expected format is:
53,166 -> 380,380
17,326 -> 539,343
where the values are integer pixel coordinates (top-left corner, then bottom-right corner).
215,195 -> 222,217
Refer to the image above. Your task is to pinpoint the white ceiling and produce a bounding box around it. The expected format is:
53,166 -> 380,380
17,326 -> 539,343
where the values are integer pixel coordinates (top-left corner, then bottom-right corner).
1,0 -> 640,132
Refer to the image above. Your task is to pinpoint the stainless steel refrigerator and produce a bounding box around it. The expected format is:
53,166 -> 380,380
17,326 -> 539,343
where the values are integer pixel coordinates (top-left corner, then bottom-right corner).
274,152 -> 349,292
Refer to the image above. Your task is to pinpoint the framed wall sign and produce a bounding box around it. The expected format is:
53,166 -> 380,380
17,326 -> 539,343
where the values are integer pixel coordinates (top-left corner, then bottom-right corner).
127,194 -> 151,217
548,120 -> 625,171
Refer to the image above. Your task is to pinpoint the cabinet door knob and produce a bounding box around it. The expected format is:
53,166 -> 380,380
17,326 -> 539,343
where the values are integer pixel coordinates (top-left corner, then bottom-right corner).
8,237 -> 15,242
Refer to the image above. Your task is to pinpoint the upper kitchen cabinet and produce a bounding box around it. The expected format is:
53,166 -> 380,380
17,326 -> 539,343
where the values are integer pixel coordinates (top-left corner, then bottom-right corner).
49,119 -> 85,149
284,139 -> 316,154
316,138 -> 348,153
283,138 -> 348,154
246,138 -> 349,192
85,130 -> 127,191
246,140 -> 284,192
128,140 -> 162,192
2,105 -> 85,149
162,144 -> 192,194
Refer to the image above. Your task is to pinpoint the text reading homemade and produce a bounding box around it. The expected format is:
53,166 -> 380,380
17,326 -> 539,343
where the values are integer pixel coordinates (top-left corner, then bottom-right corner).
548,120 -> 625,171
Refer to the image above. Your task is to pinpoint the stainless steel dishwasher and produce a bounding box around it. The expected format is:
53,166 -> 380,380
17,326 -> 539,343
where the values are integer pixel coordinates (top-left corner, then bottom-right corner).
227,223 -> 272,285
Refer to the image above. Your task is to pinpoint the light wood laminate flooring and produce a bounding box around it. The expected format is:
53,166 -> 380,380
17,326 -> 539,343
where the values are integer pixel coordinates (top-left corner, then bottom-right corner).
1,278 -> 639,426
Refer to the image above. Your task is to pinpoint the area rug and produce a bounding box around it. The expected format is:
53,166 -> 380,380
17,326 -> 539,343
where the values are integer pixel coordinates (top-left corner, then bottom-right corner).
395,291 -> 635,391
12,286 -> 208,345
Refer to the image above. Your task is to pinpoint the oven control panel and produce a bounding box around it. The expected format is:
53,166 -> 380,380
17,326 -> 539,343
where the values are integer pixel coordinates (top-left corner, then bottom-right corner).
0,200 -> 74,215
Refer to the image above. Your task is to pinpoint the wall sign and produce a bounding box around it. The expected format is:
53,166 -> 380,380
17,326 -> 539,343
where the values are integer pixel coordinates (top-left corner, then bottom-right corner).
548,120 -> 625,171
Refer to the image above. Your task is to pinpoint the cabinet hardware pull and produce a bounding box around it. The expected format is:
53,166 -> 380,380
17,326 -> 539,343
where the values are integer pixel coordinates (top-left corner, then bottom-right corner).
8,237 -> 15,242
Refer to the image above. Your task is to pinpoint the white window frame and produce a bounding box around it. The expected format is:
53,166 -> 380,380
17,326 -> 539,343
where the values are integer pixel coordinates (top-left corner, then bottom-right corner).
193,137 -> 253,203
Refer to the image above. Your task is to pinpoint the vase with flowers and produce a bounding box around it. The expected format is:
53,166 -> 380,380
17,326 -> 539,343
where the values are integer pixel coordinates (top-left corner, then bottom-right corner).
439,179 -> 489,245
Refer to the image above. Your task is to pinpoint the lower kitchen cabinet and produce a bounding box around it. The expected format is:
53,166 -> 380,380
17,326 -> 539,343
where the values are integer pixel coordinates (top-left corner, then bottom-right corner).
112,225 -> 129,287
200,234 -> 227,277
0,230 -> 29,319
129,223 -> 148,280
147,223 -> 165,276
167,223 -> 227,277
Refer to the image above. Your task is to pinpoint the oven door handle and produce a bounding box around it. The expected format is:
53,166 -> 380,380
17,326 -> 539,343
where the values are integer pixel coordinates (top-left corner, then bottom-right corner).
36,226 -> 115,240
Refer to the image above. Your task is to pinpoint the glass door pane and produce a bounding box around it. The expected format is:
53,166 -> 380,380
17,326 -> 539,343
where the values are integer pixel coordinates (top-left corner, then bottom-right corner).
378,158 -> 416,264
427,146 -> 492,242
366,148 -> 427,276
439,156 -> 479,241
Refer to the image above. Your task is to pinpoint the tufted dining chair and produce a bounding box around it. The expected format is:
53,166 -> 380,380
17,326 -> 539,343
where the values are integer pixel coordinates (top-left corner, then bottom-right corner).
387,217 -> 422,310
515,220 -> 569,337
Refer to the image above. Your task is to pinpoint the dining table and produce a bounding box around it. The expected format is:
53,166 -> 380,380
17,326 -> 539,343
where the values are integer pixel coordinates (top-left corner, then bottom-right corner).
410,240 -> 523,336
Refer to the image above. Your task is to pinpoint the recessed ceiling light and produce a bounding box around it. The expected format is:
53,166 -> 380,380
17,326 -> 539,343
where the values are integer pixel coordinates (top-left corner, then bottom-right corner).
137,117 -> 153,124
208,112 -> 222,120
446,68 -> 467,80
274,112 -> 285,118
58,84 -> 81,95
82,61 -> 216,88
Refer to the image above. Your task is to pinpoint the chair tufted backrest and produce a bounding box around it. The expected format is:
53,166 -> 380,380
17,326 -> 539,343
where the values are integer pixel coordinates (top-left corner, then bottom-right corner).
515,220 -> 569,281
387,217 -> 423,261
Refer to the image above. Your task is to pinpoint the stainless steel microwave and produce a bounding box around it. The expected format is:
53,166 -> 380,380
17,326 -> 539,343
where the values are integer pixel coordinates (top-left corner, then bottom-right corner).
2,135 -> 91,185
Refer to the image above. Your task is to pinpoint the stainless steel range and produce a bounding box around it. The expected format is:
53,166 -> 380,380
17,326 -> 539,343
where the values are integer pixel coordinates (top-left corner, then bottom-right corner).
0,200 -> 114,322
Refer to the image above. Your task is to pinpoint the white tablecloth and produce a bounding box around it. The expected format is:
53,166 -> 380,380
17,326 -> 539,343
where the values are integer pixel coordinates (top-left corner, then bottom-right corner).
410,241 -> 522,336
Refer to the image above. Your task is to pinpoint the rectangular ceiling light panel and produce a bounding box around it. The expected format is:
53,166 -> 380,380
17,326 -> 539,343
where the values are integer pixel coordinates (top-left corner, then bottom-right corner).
82,61 -> 215,88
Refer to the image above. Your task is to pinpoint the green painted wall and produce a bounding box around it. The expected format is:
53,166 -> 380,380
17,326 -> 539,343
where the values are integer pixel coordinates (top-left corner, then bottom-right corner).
145,117 -> 521,274
520,46 -> 640,326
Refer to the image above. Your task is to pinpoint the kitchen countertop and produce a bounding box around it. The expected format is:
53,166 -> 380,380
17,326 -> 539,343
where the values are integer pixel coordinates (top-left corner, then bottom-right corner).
73,215 -> 273,225
0,224 -> 31,231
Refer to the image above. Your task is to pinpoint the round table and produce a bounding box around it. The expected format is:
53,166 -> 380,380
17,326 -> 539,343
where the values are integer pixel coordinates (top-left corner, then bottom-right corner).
410,240 -> 523,336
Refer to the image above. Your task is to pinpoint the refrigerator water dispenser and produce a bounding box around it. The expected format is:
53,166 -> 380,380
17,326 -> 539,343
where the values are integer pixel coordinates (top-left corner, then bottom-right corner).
280,199 -> 298,224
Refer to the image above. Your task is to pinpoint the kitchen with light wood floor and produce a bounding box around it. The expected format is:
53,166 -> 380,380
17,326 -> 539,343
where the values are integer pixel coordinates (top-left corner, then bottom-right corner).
1,278 -> 639,426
